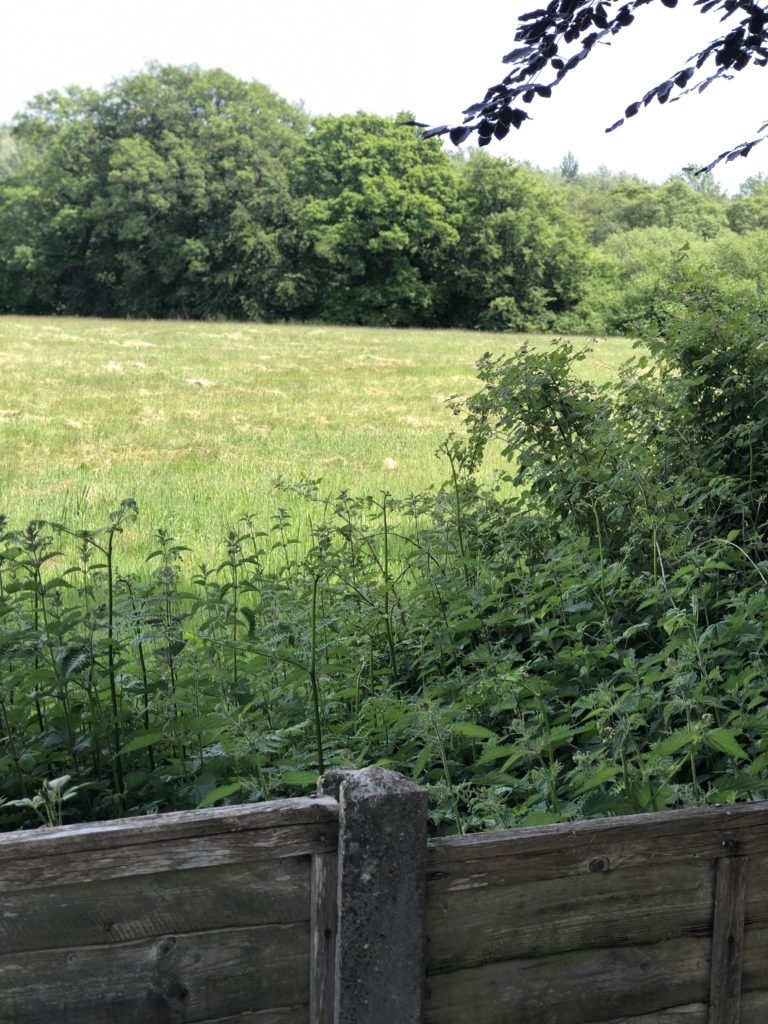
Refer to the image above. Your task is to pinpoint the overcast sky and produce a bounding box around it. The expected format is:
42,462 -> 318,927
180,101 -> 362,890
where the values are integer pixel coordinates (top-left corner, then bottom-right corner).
2,0 -> 766,192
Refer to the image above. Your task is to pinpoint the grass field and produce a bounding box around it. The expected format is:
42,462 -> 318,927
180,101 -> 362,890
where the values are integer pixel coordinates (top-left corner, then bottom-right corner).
0,316 -> 634,568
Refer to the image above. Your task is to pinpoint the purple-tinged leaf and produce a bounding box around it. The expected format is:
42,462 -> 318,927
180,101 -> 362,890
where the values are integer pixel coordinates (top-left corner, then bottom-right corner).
503,46 -> 534,63
449,125 -> 472,146
675,68 -> 695,87
421,125 -> 449,139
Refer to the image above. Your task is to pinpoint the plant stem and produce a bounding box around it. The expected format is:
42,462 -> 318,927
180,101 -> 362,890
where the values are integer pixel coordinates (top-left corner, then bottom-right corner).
309,574 -> 325,775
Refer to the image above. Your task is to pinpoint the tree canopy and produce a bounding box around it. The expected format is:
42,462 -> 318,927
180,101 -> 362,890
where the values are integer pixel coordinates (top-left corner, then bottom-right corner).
0,65 -> 307,319
422,0 -> 768,171
3,63 -> 768,333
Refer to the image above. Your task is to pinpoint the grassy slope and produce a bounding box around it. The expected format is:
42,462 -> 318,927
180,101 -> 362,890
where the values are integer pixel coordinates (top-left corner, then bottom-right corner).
0,316 -> 634,568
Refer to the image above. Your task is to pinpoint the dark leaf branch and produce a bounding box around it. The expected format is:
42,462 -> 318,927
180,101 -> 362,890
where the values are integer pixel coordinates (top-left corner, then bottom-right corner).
425,0 -> 768,170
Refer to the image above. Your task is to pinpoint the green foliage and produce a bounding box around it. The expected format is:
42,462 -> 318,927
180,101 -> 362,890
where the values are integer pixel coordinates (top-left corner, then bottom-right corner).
445,152 -> 590,332
5,63 -> 768,336
727,180 -> 768,233
0,66 -> 307,319
3,279 -> 768,833
561,170 -> 729,247
580,229 -> 768,333
288,113 -> 461,326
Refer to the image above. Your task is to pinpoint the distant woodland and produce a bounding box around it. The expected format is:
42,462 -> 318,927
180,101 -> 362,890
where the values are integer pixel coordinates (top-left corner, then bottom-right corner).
2,63 -> 767,334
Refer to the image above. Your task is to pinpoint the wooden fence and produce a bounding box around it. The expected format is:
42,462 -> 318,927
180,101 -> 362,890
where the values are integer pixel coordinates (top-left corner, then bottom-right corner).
1,767 -> 767,1024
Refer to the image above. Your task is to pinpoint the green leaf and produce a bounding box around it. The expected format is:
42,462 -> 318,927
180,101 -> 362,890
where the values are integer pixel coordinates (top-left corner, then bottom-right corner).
653,730 -> 696,757
452,722 -> 498,741
477,743 -> 520,766
197,782 -> 243,808
118,731 -> 164,755
521,809 -> 562,826
240,606 -> 256,636
572,763 -> 622,795
706,728 -> 749,761
282,770 -> 319,787
546,724 -> 574,750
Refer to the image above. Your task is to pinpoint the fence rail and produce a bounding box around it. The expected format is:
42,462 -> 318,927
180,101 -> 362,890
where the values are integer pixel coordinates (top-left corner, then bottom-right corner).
1,770 -> 767,1023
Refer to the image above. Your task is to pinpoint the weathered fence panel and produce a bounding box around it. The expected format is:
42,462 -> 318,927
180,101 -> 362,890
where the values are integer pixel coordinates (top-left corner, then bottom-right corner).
3,775 -> 768,1023
0,796 -> 338,1024
424,802 -> 768,1024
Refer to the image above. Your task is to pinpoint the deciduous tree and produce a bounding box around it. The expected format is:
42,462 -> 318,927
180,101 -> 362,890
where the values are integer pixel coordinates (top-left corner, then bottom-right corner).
289,113 -> 461,326
0,65 -> 307,319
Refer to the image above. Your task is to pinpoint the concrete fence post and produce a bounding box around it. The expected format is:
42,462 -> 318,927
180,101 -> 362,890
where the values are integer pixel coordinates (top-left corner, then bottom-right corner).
319,766 -> 428,1024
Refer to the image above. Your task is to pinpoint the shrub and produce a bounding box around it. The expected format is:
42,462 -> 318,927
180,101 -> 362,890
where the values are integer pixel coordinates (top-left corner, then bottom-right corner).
3,273 -> 768,833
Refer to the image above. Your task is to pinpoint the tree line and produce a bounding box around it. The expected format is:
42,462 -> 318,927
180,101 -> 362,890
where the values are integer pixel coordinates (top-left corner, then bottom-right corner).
1,63 -> 767,334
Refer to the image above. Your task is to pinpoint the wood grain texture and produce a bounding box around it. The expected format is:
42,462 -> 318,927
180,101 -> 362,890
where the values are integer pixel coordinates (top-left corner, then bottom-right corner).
738,987 -> 768,1023
426,859 -> 714,970
708,856 -> 747,1024
579,990 -> 768,1024
423,934 -> 711,1024
198,1010 -> 307,1024
0,796 -> 337,853
741,926 -> 768,992
0,856 -> 311,955
427,801 -> 768,887
0,799 -> 338,889
309,852 -> 337,1024
0,923 -> 309,1024
744,856 -> 768,927
584,1006 -> 708,1024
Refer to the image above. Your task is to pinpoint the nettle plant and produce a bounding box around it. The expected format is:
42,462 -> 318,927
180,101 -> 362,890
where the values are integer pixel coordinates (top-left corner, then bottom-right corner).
450,265 -> 768,821
1,268 -> 768,833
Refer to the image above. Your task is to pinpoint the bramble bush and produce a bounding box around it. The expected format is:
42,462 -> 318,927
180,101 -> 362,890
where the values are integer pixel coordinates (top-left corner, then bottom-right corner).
2,268 -> 768,833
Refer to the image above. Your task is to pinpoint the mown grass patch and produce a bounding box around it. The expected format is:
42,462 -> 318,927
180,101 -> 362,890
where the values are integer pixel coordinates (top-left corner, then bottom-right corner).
0,316 -> 633,569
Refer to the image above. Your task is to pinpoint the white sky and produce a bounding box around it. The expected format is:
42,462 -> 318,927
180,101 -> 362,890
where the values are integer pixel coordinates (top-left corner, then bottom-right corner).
1,0 -> 767,192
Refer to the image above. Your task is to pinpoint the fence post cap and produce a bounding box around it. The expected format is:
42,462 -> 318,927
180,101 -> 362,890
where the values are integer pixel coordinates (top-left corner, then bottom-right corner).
318,766 -> 425,803
317,769 -> 355,801
343,765 -> 425,800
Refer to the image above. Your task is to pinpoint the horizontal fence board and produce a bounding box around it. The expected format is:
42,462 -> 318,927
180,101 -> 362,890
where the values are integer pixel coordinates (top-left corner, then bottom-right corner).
198,1009 -> 307,1024
0,856 -> 310,955
423,934 -> 711,1024
739,988 -> 768,1023
585,1005 -> 708,1024
427,801 -> 768,888
0,796 -> 337,854
0,922 -> 309,1024
426,859 -> 714,970
742,926 -> 768,992
0,800 -> 338,889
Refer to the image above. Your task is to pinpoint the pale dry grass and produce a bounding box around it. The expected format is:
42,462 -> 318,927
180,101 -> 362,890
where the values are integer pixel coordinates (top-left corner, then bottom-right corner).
0,315 -> 634,568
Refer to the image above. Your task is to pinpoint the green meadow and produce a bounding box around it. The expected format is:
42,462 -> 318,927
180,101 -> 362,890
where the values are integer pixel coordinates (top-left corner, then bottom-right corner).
0,316 -> 633,567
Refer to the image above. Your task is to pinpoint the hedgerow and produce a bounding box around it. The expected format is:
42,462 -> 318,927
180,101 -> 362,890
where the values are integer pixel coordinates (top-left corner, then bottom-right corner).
3,268 -> 768,833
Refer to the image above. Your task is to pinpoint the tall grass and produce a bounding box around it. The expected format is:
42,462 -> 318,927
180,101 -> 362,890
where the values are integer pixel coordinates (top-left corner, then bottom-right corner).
0,316 -> 632,570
